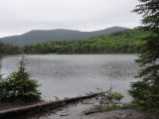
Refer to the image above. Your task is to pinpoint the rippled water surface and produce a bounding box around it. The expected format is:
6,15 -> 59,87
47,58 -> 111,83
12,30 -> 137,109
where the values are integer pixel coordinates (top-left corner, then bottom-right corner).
1,55 -> 138,102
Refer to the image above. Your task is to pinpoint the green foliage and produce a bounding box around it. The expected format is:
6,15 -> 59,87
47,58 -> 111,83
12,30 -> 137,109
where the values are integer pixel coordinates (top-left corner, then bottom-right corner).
0,29 -> 152,55
0,56 -> 41,103
23,29 -> 151,54
97,104 -> 118,111
0,41 -> 20,56
129,0 -> 159,114
110,92 -> 124,100
122,103 -> 137,108
0,102 -> 9,108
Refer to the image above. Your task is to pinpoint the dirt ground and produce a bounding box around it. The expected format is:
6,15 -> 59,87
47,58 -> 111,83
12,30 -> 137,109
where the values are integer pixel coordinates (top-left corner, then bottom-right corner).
86,109 -> 158,119
28,95 -> 159,119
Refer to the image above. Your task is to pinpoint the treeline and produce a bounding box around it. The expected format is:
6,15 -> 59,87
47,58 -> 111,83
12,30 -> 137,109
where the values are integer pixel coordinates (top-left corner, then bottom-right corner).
23,29 -> 150,54
0,29 -> 151,55
0,41 -> 20,57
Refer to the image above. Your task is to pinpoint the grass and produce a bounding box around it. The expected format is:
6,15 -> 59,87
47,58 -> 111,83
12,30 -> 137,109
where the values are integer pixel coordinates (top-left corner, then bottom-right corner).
122,103 -> 137,108
97,104 -> 118,111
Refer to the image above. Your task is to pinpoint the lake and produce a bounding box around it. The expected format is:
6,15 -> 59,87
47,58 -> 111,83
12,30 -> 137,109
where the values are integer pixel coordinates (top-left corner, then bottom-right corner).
0,54 -> 138,102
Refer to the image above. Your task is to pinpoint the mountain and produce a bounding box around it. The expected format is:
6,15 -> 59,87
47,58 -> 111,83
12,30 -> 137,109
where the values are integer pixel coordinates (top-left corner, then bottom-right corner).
23,29 -> 151,54
0,26 -> 127,46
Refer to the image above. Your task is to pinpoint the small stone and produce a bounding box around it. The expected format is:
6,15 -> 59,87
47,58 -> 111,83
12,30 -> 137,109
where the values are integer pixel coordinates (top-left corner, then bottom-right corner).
122,114 -> 127,118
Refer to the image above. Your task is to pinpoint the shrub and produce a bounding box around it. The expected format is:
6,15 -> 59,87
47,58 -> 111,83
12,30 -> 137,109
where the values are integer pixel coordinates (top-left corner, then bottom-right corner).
97,104 -> 118,111
107,91 -> 124,101
110,92 -> 124,100
0,56 -> 41,103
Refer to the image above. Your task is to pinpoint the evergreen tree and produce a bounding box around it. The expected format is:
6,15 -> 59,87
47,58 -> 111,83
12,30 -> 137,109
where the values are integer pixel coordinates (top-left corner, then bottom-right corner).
129,0 -> 159,112
0,56 -> 41,103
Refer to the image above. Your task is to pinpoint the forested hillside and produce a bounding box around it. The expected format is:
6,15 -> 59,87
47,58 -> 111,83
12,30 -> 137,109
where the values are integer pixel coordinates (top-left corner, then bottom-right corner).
23,29 -> 151,54
0,27 -> 127,46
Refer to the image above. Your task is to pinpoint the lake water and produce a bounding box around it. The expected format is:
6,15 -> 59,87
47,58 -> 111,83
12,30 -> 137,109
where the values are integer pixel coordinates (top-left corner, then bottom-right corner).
0,55 -> 139,102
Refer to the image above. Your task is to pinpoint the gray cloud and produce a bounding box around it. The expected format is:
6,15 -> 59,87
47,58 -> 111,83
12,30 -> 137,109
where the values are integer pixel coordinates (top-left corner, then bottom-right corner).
0,0 -> 141,37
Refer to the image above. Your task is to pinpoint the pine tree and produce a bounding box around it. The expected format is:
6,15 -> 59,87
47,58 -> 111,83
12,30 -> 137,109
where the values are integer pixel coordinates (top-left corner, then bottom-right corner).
129,0 -> 159,112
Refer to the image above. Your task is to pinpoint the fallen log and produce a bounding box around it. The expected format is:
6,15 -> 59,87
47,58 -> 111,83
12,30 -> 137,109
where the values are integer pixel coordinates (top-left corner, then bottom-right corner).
0,92 -> 103,119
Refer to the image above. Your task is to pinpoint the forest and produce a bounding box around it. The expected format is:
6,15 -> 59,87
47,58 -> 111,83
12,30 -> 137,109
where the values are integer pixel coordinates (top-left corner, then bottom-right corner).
0,41 -> 20,57
23,29 -> 150,54
0,29 -> 151,55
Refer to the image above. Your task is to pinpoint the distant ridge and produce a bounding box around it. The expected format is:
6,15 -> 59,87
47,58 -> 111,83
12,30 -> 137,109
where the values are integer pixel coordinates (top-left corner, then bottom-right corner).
0,26 -> 128,46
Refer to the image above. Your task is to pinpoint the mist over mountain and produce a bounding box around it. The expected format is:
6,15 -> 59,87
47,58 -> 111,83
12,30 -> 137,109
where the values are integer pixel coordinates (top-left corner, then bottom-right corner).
0,26 -> 128,46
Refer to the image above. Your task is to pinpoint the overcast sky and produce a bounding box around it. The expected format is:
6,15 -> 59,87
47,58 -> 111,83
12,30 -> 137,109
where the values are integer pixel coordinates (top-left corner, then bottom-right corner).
0,0 -> 141,38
